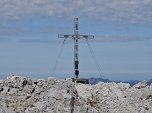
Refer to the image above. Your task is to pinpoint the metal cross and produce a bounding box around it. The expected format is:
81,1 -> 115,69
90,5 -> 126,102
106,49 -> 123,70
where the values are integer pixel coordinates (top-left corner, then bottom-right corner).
58,18 -> 94,79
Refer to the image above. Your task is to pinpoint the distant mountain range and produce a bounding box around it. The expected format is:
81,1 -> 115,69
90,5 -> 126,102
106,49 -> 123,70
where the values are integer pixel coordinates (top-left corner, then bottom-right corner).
148,79 -> 152,85
89,77 -> 152,86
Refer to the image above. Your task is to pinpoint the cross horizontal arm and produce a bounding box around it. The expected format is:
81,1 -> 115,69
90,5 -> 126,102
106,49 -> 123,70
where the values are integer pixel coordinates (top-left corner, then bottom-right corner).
58,34 -> 74,38
79,35 -> 94,39
58,34 -> 94,39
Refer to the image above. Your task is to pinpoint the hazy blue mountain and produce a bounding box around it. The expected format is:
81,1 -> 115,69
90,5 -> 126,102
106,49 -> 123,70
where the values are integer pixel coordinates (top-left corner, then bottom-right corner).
89,77 -> 152,86
148,79 -> 152,85
114,80 -> 140,86
89,77 -> 111,85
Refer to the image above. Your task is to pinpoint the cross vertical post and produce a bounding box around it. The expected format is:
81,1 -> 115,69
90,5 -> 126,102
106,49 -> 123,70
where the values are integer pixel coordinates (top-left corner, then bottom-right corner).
74,18 -> 79,78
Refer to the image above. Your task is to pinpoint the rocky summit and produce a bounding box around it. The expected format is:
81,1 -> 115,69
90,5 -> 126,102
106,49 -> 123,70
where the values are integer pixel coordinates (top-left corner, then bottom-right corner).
0,75 -> 152,113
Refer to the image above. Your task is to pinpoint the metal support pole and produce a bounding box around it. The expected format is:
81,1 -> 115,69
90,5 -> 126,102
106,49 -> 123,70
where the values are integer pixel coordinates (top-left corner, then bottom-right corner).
74,18 -> 79,78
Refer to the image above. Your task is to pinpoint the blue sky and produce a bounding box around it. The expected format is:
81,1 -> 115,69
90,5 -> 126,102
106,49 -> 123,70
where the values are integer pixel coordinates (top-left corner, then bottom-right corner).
0,0 -> 152,81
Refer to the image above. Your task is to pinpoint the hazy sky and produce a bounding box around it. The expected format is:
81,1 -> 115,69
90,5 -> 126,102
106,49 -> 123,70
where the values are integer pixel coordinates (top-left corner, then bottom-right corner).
0,0 -> 152,81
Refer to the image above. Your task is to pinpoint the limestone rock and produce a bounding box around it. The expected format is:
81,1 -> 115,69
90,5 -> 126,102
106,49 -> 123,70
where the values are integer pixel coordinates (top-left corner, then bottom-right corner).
0,75 -> 152,113
134,80 -> 147,89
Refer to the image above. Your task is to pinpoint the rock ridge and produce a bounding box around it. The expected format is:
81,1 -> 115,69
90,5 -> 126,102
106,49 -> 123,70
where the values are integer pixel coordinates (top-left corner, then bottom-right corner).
0,75 -> 152,113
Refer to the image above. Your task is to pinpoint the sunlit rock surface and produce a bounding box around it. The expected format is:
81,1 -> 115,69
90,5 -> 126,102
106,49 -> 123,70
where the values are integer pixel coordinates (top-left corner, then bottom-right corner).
0,75 -> 152,113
